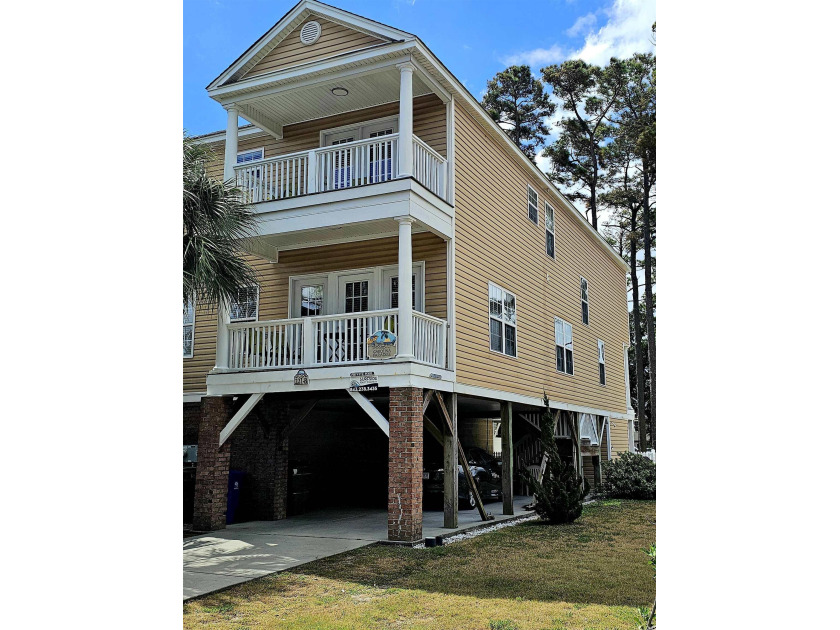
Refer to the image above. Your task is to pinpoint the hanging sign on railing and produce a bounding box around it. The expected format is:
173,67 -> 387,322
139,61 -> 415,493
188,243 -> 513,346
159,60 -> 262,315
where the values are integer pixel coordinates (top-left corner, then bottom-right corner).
366,330 -> 397,360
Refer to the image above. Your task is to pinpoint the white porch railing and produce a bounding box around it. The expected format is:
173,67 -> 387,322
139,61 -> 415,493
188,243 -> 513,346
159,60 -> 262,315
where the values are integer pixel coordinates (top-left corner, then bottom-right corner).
233,150 -> 309,203
226,309 -> 447,370
228,318 -> 304,370
314,135 -> 399,192
412,310 -> 447,367
232,133 -> 449,202
412,135 -> 446,198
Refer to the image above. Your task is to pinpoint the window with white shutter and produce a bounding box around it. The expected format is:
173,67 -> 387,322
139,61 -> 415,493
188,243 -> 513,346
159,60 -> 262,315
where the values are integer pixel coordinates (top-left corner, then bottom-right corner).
489,283 -> 517,357
183,298 -> 195,358
555,317 -> 574,375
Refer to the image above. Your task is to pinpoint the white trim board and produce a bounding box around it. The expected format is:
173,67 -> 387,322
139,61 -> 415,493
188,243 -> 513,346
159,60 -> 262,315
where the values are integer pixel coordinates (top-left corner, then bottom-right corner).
452,382 -> 634,422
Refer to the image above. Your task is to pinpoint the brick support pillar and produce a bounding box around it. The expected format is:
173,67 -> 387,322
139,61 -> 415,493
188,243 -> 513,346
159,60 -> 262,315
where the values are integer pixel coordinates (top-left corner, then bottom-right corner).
388,387 -> 424,542
271,402 -> 291,520
193,396 -> 233,531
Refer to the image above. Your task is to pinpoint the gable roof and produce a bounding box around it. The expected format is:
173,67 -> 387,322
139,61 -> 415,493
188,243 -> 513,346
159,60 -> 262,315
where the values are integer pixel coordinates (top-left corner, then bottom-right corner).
207,0 -> 413,90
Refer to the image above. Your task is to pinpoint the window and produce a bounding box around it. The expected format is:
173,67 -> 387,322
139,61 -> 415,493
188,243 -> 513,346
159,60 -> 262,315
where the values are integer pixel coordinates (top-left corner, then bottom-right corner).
345,281 -> 369,313
390,274 -> 416,309
545,203 -> 555,258
300,285 -> 323,317
183,298 -> 195,358
580,277 -> 589,324
554,317 -> 574,374
489,283 -> 517,357
236,148 -> 264,164
230,285 -> 259,322
598,340 -> 606,385
527,186 -> 539,225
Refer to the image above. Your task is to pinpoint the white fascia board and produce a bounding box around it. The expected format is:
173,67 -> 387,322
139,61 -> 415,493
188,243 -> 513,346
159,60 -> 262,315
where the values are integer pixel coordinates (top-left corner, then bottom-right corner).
183,392 -> 206,403
210,43 -> 415,103
207,362 -> 454,397
410,41 -> 630,275
191,126 -> 265,145
452,382 -> 635,421
249,180 -> 453,239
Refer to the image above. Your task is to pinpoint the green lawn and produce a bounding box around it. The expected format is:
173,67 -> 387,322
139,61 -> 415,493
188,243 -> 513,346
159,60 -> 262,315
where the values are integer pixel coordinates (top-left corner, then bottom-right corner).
184,500 -> 655,630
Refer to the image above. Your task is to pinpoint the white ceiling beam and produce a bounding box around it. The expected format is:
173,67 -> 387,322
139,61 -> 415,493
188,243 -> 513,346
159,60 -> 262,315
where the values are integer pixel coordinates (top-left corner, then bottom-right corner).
237,106 -> 284,140
219,393 -> 264,446
347,390 -> 389,437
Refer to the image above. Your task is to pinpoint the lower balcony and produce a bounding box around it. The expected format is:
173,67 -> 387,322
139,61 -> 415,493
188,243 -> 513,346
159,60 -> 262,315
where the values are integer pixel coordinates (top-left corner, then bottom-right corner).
221,308 -> 447,371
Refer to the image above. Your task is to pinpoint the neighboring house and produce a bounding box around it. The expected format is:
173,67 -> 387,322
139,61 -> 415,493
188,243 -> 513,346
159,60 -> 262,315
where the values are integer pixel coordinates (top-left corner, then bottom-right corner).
184,0 -> 635,542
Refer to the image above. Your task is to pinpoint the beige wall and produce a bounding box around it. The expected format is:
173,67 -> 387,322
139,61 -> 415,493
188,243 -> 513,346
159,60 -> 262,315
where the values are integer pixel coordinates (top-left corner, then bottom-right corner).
184,233 -> 447,392
201,94 -> 446,181
609,417 -> 631,457
244,19 -> 387,79
452,100 -> 629,414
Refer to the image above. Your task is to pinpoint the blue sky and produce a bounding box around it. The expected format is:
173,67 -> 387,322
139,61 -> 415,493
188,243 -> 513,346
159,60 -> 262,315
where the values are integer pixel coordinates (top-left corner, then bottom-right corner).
184,0 -> 656,141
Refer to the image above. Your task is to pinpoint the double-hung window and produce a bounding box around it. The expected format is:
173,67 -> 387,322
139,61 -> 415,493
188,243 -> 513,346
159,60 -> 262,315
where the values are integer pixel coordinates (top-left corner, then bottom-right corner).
183,298 -> 195,358
580,277 -> 589,324
389,274 -> 416,309
545,203 -> 555,258
489,283 -> 517,357
527,186 -> 539,225
598,340 -> 606,385
554,317 -> 574,374
230,285 -> 259,322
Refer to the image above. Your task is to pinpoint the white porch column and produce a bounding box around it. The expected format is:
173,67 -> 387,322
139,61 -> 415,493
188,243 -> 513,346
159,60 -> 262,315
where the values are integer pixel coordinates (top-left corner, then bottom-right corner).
396,216 -> 415,359
214,300 -> 231,370
397,63 -> 414,178
223,105 -> 240,182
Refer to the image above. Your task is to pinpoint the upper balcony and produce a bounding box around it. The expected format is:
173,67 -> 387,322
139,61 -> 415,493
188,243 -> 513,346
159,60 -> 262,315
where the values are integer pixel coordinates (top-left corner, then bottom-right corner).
233,132 -> 446,203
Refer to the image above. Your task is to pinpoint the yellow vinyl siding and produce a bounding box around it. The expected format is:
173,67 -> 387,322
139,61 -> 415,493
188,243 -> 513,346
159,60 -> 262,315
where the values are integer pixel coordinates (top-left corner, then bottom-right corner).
183,233 -> 447,392
453,100 -> 629,414
244,20 -> 387,78
609,417 -> 631,456
201,94 -> 445,181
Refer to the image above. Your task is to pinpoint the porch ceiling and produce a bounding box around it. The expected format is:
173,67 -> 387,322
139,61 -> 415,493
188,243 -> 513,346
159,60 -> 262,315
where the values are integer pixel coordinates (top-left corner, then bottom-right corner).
247,217 -> 430,254
238,67 -> 434,135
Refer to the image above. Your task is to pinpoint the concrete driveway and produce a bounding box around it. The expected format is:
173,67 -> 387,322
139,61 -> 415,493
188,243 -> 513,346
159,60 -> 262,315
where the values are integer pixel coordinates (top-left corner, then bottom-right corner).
184,497 -> 532,600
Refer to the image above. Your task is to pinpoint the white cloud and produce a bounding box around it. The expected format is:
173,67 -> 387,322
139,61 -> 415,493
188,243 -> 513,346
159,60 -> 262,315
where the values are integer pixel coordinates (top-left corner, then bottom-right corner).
566,13 -> 597,37
503,0 -> 655,68
502,44 -> 567,67
571,0 -> 655,65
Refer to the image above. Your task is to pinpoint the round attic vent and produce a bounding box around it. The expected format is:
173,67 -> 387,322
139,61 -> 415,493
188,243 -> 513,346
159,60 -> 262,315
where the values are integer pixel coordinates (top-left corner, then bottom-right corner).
300,21 -> 322,45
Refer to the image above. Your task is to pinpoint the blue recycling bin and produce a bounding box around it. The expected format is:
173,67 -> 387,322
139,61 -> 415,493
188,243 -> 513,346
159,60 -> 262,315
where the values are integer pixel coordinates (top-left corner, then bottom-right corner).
226,470 -> 245,524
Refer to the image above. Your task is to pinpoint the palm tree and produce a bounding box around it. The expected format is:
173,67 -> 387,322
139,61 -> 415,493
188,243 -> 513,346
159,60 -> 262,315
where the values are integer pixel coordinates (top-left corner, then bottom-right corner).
183,133 -> 259,307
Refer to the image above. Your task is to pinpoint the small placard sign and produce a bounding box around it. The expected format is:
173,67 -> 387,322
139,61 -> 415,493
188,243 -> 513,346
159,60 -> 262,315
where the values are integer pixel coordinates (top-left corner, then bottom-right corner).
294,369 -> 309,386
349,371 -> 378,392
367,330 -> 397,360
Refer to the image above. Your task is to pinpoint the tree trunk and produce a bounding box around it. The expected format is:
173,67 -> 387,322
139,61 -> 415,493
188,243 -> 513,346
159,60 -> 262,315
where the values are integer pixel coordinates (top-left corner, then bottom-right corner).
590,148 -> 599,230
642,166 -> 656,449
630,209 -> 646,451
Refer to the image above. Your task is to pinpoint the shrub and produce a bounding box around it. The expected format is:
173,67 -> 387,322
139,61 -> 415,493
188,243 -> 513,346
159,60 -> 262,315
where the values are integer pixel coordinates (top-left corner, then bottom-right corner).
602,452 -> 656,499
521,395 -> 589,523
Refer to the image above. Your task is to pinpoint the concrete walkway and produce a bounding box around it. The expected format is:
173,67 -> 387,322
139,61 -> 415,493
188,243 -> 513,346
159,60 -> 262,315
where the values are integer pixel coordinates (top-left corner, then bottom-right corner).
184,496 -> 533,600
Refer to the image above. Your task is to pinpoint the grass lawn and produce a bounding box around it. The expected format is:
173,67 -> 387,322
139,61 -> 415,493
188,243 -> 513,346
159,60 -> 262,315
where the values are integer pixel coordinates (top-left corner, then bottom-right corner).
184,499 -> 655,630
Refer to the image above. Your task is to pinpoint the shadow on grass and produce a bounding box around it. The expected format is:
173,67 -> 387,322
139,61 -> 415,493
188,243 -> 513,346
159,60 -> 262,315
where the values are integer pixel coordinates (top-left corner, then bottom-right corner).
279,500 -> 656,607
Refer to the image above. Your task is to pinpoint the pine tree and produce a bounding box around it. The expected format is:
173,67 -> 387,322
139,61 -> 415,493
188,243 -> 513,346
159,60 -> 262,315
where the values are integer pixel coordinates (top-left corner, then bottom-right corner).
541,58 -> 626,230
522,395 -> 589,523
481,65 -> 556,162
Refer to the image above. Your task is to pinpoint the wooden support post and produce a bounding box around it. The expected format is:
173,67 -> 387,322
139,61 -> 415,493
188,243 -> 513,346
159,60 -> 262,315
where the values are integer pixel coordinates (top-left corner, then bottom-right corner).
500,400 -> 514,515
443,392 -> 458,528
433,392 -> 491,521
